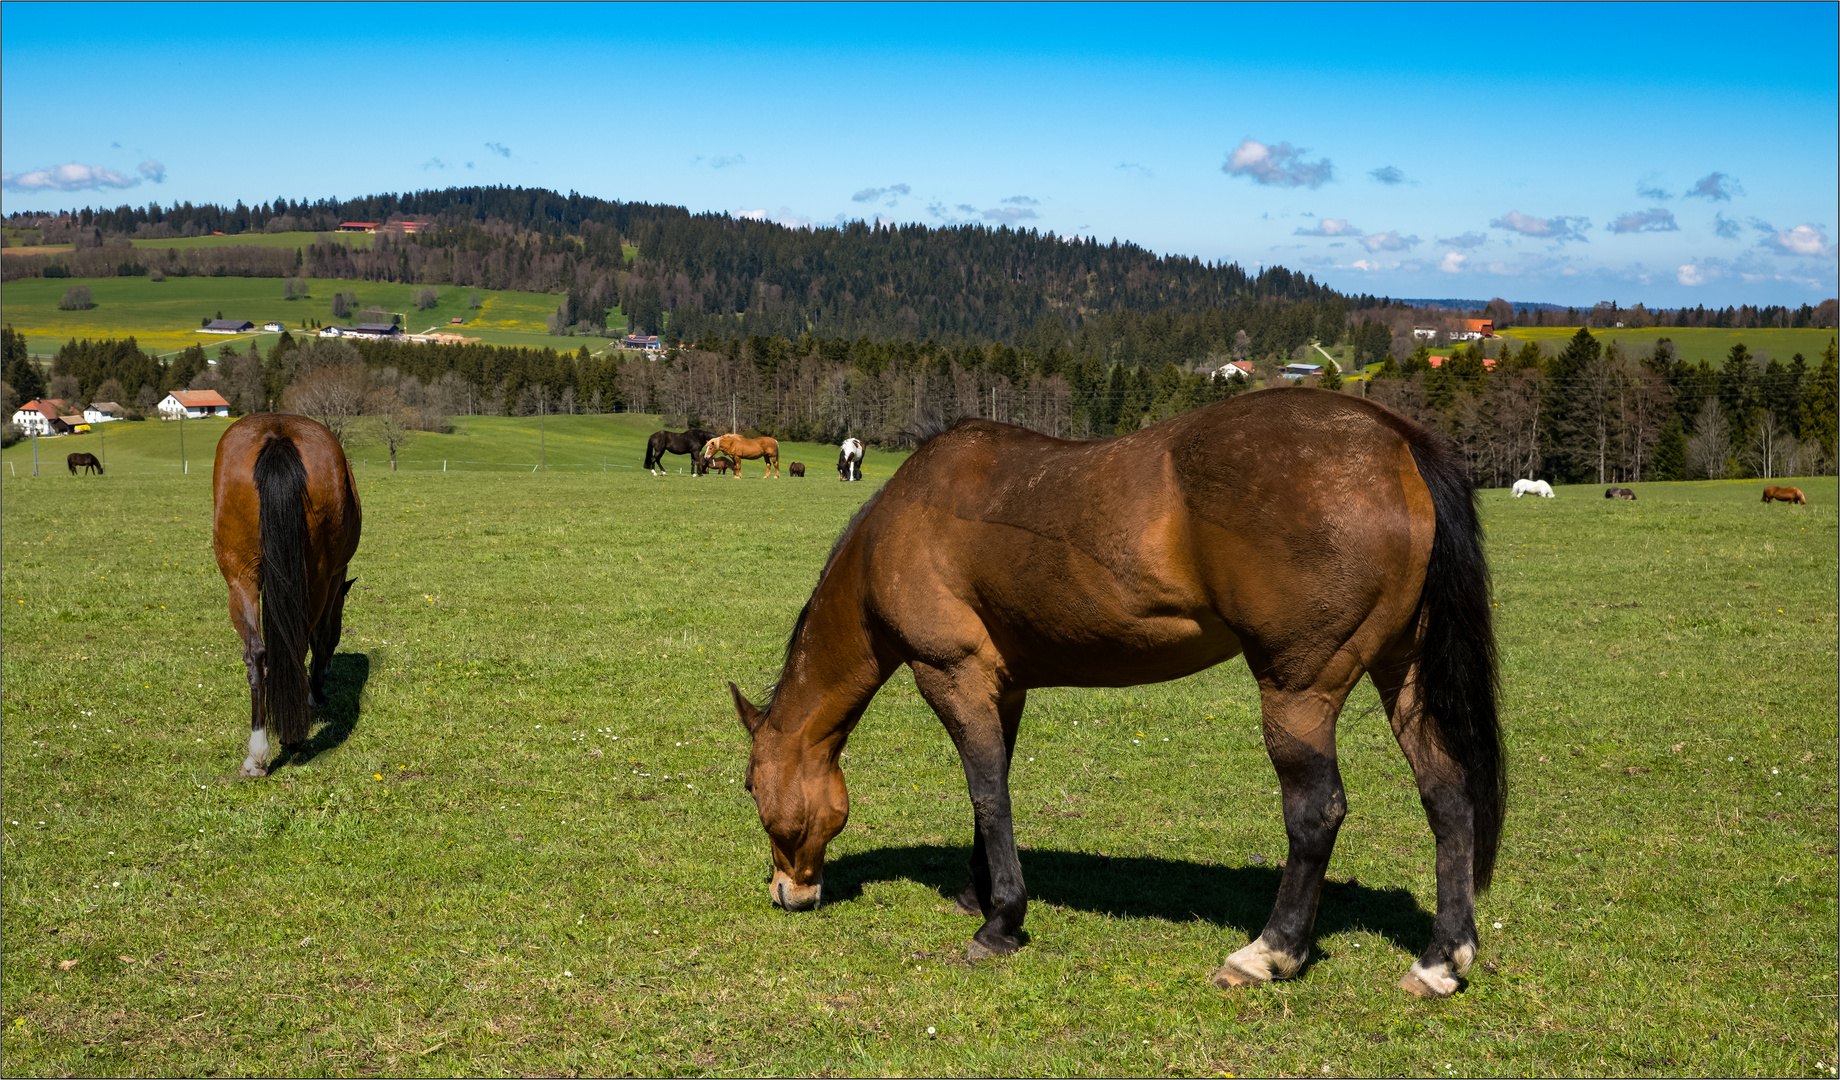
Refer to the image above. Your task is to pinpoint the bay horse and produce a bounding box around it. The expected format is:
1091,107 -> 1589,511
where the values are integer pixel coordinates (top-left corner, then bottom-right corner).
732,388 -> 1504,999
702,433 -> 780,478
1761,486 -> 1807,505
838,438 -> 864,481
66,452 -> 103,475
1605,487 -> 1636,500
212,414 -> 362,777
789,462 -> 806,477
707,456 -> 735,475
645,428 -> 718,476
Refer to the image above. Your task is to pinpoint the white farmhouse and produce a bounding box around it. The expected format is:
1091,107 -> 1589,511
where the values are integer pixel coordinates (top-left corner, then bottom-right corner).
158,390 -> 231,419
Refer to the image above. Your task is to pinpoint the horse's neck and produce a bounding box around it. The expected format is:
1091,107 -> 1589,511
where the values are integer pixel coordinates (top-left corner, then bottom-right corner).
767,551 -> 886,749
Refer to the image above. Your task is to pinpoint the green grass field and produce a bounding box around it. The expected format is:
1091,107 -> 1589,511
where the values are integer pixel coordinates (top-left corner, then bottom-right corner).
1497,327 -> 1837,368
126,232 -> 375,252
0,276 -> 616,359
1,414 -> 1835,1076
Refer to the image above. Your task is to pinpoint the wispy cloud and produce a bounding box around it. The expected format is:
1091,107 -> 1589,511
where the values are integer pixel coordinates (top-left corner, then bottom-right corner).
1608,208 -> 1678,234
485,142 -> 511,159
137,160 -> 165,184
1439,251 -> 1468,273
1361,230 -> 1420,252
1117,162 -> 1153,178
1491,210 -> 1591,244
1713,212 -> 1743,239
1435,231 -> 1488,249
982,205 -> 1039,225
851,183 -> 911,204
736,208 -> 767,221
1,162 -> 142,193
421,158 -> 448,171
1685,171 -> 1741,201
1763,223 -> 1835,257
1678,263 -> 1713,286
1222,138 -> 1334,189
1293,218 -> 1361,237
1001,195 -> 1038,206
1368,165 -> 1406,186
706,154 -> 745,169
1636,175 -> 1673,200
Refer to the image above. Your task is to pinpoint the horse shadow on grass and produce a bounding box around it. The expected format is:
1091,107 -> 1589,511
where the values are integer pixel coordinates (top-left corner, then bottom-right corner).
271,652 -> 369,771
822,844 -> 1434,961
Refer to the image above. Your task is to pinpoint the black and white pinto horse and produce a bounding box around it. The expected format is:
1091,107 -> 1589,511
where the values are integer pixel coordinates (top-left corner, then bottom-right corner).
838,438 -> 864,481
645,428 -> 718,476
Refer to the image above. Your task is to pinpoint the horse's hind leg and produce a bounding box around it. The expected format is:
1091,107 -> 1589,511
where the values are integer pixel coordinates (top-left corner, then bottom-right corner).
1213,661 -> 1362,988
913,663 -> 1028,960
1369,657 -> 1480,999
227,577 -> 270,776
953,689 -> 1025,918
307,579 -> 355,710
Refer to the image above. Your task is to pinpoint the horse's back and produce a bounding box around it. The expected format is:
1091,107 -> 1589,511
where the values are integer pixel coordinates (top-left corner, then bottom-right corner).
855,391 -> 1435,684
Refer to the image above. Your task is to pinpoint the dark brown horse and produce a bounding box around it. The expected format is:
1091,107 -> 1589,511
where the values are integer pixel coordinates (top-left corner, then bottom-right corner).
1761,486 -> 1807,505
66,452 -> 103,475
707,456 -> 735,475
212,414 -> 362,777
1605,487 -> 1636,500
789,462 -> 806,477
732,388 -> 1503,999
645,428 -> 718,476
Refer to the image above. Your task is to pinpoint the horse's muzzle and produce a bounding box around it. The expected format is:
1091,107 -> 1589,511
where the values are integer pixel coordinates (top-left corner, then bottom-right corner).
770,873 -> 822,911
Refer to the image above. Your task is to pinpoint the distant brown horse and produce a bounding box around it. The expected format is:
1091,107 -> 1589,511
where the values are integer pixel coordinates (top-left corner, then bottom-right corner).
66,452 -> 103,475
1761,486 -> 1807,505
789,462 -> 806,477
212,414 -> 362,777
707,456 -> 735,475
702,434 -> 781,478
1605,487 -> 1636,500
733,389 -> 1503,999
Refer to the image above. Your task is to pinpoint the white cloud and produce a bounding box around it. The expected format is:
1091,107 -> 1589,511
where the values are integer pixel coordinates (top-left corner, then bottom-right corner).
1435,231 -> 1488,249
1439,251 -> 1467,273
1222,138 -> 1334,189
1001,195 -> 1038,206
137,160 -> 165,184
1361,230 -> 1420,252
852,183 -> 911,203
1764,224 -> 1834,257
736,208 -> 768,221
0,162 -> 142,193
1677,263 -> 1711,286
1491,210 -> 1590,244
1294,218 -> 1361,237
1608,208 -> 1678,234
1636,176 -> 1673,201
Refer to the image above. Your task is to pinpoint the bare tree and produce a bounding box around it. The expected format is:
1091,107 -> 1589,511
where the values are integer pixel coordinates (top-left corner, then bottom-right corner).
412,286 -> 439,310
283,365 -> 369,445
364,386 -> 417,469
57,286 -> 94,311
47,373 -> 80,405
93,378 -> 126,408
1684,397 -> 1731,479
1744,410 -> 1794,479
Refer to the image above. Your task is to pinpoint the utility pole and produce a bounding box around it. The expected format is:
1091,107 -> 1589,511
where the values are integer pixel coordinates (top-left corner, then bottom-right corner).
540,393 -> 547,471
31,428 -> 38,476
179,408 -> 187,474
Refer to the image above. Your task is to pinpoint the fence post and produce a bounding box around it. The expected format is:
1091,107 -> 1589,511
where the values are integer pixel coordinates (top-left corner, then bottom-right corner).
444,460 -> 447,472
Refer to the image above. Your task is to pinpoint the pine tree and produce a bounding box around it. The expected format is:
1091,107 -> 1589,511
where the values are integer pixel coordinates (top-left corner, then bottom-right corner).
1801,337 -> 1838,469
2,325 -> 45,400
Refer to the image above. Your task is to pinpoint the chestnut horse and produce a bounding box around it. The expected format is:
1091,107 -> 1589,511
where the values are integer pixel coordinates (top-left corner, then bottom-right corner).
1761,486 -> 1807,505
702,433 -> 781,478
732,388 -> 1504,999
212,414 -> 362,777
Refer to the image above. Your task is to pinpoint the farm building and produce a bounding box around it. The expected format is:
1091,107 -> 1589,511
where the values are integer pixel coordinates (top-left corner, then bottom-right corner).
1282,363 -> 1323,379
1206,359 -> 1253,380
1426,354 -> 1497,370
83,402 -> 124,424
12,399 -> 72,435
58,415 -> 90,434
262,321 -> 286,332
1464,319 -> 1494,338
1413,326 -> 1439,339
620,334 -> 663,352
158,390 -> 231,419
338,222 -> 379,233
378,221 -> 431,234
200,319 -> 256,335
319,323 -> 404,340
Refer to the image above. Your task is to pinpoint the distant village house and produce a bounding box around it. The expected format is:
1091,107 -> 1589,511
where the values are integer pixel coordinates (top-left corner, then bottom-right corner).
83,402 -> 125,424
200,319 -> 256,335
158,390 -> 231,419
12,399 -> 72,435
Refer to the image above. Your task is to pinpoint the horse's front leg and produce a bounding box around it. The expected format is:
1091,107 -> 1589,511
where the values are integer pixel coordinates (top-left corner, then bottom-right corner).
1370,660 -> 1481,998
1213,668 -> 1360,988
913,663 -> 1027,960
952,689 -> 1025,918
227,577 -> 270,777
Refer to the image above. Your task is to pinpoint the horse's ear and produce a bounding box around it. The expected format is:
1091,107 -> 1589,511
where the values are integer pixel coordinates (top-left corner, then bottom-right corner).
729,681 -> 765,736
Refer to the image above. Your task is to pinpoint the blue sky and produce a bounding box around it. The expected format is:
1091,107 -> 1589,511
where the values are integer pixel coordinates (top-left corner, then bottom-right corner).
3,2 -> 1835,307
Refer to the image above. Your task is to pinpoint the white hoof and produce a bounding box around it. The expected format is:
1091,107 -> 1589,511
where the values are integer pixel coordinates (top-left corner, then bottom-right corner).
1211,937 -> 1302,988
239,759 -> 268,778
1399,960 -> 1460,998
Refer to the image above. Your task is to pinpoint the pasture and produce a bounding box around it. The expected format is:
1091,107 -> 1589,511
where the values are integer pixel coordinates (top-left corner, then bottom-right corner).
0,276 -> 610,357
0,415 -> 1834,1076
127,232 -> 376,252
1496,326 -> 1836,368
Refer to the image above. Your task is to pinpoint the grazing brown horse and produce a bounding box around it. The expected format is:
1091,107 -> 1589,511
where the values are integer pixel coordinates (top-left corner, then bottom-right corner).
733,388 -> 1504,999
212,414 -> 362,777
1761,486 -> 1807,505
702,434 -> 781,478
66,452 -> 103,475
1605,487 -> 1636,500
707,456 -> 735,475
789,462 -> 806,477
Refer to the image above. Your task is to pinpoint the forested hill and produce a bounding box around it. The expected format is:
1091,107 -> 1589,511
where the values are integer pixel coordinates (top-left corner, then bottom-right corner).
8,185 -> 1355,344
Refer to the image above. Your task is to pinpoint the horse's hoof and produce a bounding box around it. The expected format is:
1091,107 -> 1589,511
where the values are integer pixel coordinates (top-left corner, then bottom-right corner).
1209,962 -> 1264,989
965,933 -> 1020,962
239,763 -> 268,778
1399,963 -> 1459,999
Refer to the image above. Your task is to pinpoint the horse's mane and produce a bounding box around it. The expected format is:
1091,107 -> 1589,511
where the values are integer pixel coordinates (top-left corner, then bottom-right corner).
764,485 -> 885,711
896,414 -> 964,450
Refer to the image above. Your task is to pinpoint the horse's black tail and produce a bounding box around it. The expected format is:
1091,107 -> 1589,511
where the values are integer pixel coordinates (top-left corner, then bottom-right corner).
1405,432 -> 1506,892
255,435 -> 312,746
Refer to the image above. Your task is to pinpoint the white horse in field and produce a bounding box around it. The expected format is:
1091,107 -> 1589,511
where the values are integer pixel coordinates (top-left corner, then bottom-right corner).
838,438 -> 864,481
1512,479 -> 1555,498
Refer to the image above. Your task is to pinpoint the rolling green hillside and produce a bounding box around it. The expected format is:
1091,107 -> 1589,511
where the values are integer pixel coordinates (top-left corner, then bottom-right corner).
1498,326 -> 1836,367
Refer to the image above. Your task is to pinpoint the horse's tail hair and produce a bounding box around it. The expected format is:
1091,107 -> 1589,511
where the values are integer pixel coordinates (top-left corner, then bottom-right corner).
255,434 -> 312,746
1405,430 -> 1506,892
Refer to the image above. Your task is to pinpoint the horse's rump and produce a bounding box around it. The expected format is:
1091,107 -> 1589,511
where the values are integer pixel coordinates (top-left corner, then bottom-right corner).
255,436 -> 313,744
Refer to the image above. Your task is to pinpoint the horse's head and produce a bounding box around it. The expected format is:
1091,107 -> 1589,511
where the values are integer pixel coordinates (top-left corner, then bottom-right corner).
729,681 -> 844,912
701,437 -> 724,461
